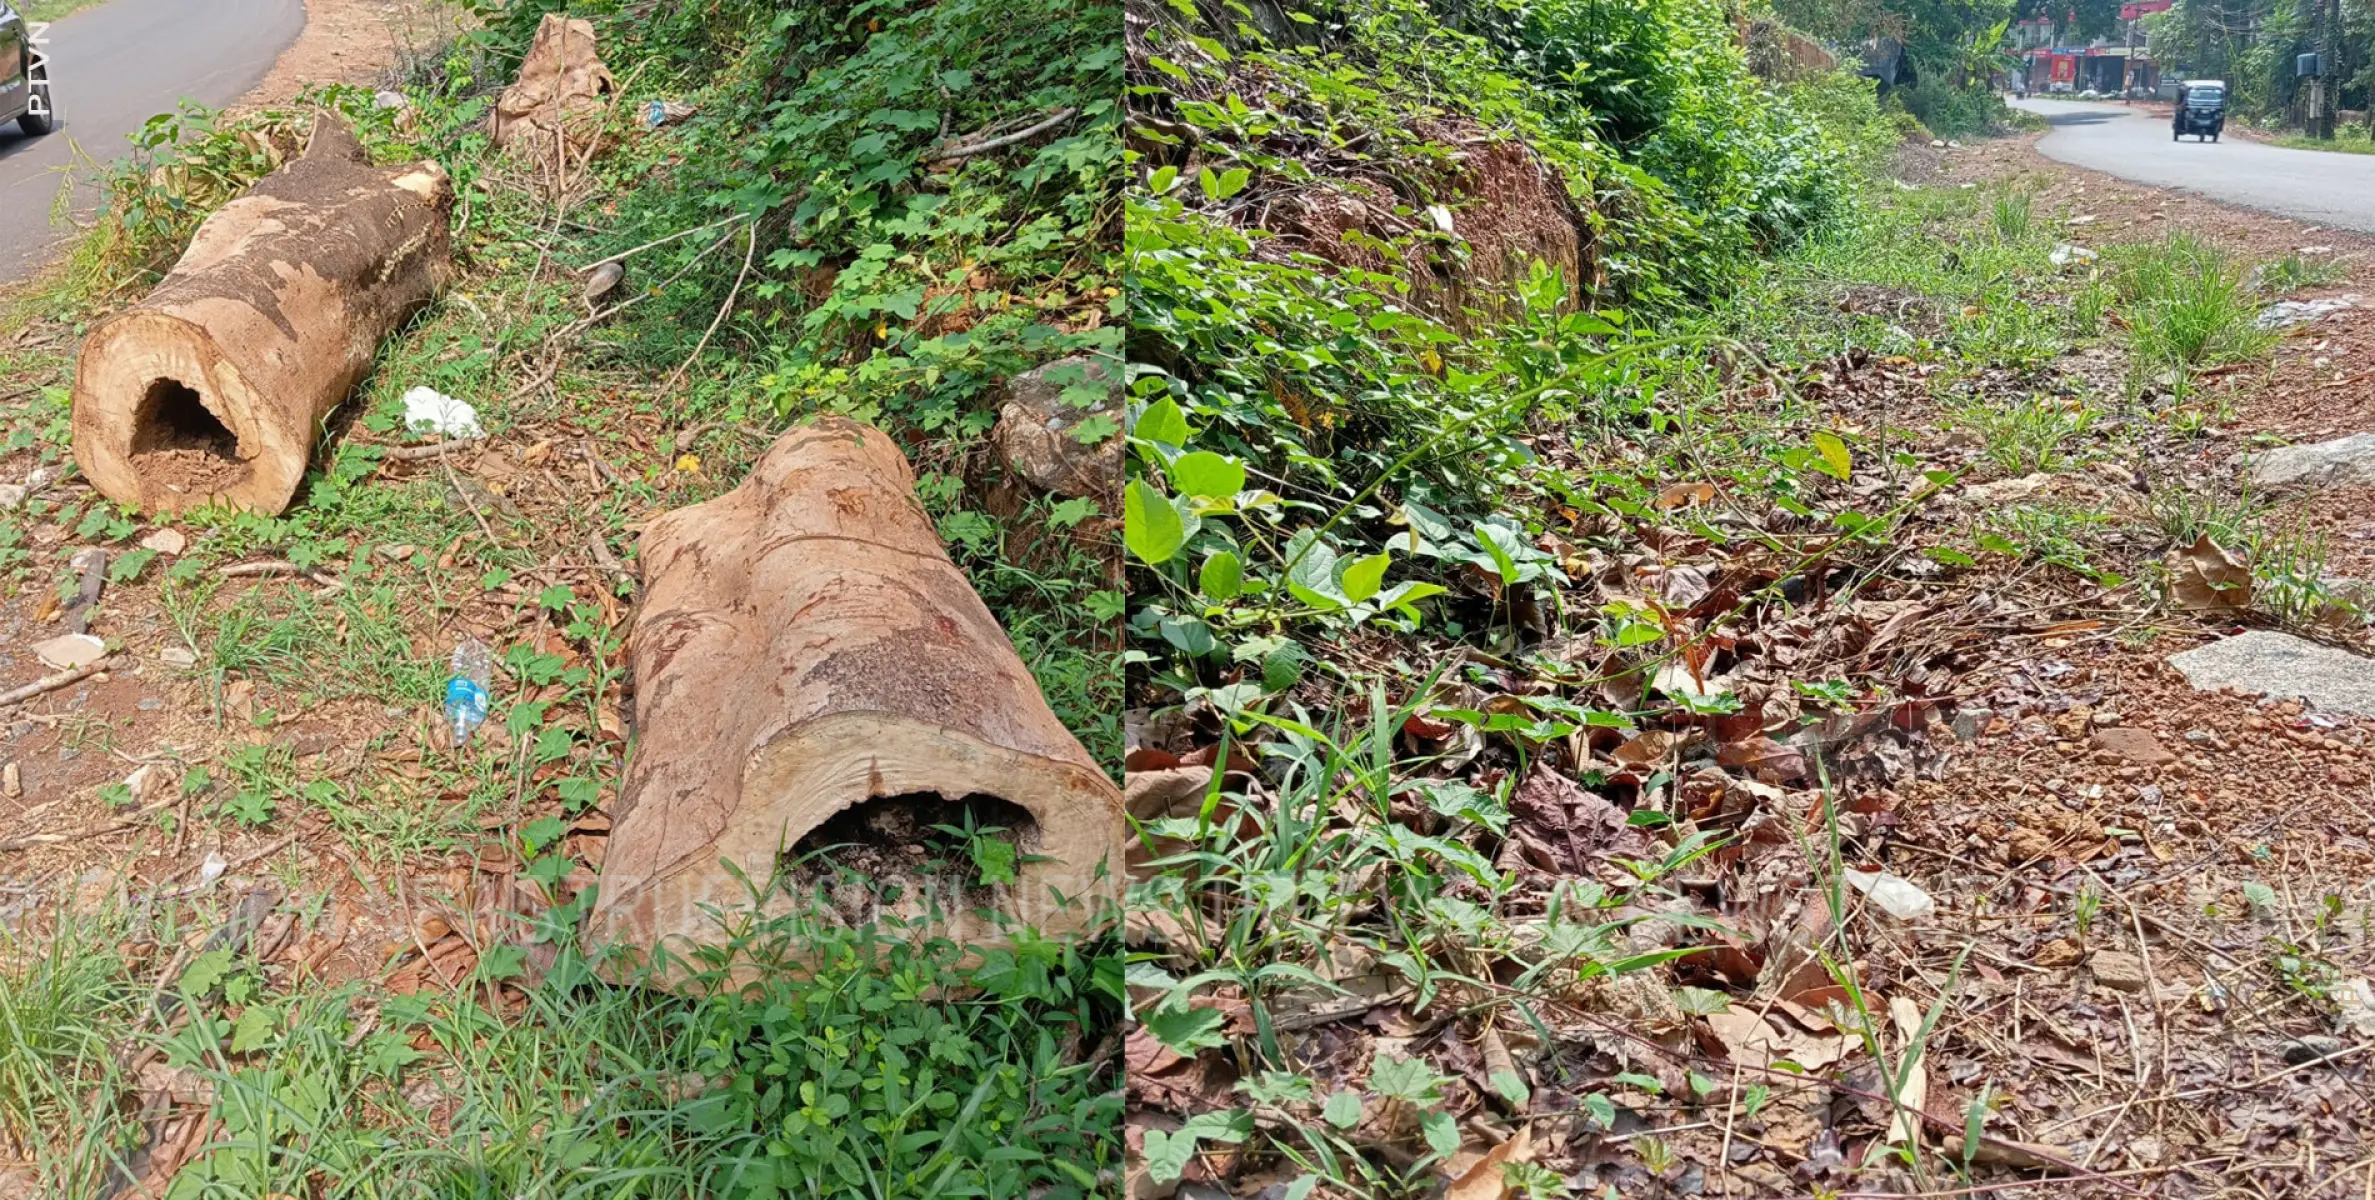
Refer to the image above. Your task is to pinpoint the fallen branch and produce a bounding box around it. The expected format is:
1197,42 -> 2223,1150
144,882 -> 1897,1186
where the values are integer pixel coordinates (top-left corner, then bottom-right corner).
0,657 -> 116,708
587,528 -> 636,590
0,788 -> 174,852
575,212 -> 745,274
932,107 -> 1078,161
381,438 -> 486,462
581,439 -> 630,490
659,219 -> 759,395
219,561 -> 344,592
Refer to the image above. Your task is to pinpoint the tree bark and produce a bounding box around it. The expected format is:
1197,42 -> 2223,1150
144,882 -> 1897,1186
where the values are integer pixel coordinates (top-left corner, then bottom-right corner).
71,115 -> 453,515
587,417 -> 1122,980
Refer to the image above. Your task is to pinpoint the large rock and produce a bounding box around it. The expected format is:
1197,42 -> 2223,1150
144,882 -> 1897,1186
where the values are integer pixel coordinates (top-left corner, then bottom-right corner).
994,356 -> 1121,498
2166,631 -> 2375,717
2248,433 -> 2375,491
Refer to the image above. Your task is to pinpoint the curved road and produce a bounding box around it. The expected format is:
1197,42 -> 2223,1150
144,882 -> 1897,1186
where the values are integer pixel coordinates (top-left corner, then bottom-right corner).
2012,97 -> 2375,233
0,0 -> 304,282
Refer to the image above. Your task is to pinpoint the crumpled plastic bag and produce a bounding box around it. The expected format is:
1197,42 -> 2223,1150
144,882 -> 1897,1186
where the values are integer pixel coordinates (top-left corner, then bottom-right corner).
402,386 -> 484,440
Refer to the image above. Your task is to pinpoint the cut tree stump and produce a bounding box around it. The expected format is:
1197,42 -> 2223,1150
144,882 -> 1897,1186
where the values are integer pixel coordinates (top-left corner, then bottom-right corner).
71,114 -> 453,515
588,417 -> 1122,978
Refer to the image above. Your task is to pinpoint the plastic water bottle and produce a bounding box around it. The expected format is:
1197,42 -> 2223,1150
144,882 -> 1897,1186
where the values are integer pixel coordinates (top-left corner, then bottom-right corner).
445,639 -> 492,747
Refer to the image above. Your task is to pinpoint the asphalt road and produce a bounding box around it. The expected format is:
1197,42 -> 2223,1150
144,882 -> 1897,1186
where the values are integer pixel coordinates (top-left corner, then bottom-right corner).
0,0 -> 304,282
2012,97 -> 2375,233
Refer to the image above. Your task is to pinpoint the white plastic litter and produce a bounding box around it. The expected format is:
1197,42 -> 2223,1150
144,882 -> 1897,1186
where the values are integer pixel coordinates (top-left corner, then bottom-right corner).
2050,243 -> 2098,268
196,851 -> 227,889
1844,869 -> 1935,921
401,386 -> 484,440
2256,295 -> 2359,330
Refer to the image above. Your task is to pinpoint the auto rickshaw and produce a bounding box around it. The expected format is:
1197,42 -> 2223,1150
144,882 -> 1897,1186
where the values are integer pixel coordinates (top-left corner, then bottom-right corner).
2173,79 -> 2226,142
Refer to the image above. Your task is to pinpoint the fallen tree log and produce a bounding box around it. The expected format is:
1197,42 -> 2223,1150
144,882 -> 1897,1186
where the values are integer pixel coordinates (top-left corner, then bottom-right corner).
71,114 -> 453,515
588,417 -> 1123,979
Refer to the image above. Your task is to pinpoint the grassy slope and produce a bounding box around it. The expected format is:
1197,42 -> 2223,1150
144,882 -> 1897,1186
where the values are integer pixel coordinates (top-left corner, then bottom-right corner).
0,2 -> 1121,1196
1121,4 -> 2372,1195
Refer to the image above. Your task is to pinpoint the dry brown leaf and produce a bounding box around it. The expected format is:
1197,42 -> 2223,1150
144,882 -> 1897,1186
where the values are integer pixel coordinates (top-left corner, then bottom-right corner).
1479,1024 -> 1522,1112
1656,481 -> 1717,509
2168,533 -> 2250,612
1611,730 -> 1676,766
1444,1126 -> 1535,1200
1704,1007 -> 1849,1071
1943,1134 -> 2076,1172
1883,995 -> 1927,1148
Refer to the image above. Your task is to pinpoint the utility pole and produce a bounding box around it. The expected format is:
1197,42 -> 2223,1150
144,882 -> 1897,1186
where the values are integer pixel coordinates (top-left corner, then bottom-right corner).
2315,0 -> 2340,138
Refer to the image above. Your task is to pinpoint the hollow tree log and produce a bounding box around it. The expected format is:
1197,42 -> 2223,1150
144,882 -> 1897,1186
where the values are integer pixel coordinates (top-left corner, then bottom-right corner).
588,416 -> 1123,978
72,114 -> 453,515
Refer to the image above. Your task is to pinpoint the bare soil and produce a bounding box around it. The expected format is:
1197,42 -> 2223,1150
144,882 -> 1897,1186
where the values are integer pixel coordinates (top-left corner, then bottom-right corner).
239,0 -> 456,108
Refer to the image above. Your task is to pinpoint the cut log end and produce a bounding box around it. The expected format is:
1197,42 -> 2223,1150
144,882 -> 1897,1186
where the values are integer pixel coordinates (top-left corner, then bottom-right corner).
585,418 -> 1122,987
70,114 -> 452,517
72,313 -> 304,514
588,710 -> 1118,974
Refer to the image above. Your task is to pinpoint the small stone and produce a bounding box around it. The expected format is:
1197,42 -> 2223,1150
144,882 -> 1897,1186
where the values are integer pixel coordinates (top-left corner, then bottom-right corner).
0,485 -> 25,509
2182,729 -> 2213,745
2249,432 -> 2375,490
2034,937 -> 2083,969
2091,727 -> 2174,766
2168,632 -> 2375,718
159,646 -> 198,668
29,633 -> 106,671
2090,950 -> 2152,992
2283,1035 -> 2345,1065
139,528 -> 188,556
2,762 -> 17,799
1952,707 -> 1992,741
992,356 -> 1120,498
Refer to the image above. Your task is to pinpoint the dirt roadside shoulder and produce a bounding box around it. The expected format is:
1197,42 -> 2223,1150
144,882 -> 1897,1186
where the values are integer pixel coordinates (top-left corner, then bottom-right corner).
237,0 -> 454,109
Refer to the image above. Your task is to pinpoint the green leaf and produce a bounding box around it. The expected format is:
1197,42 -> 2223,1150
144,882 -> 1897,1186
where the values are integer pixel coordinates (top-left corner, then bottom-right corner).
1418,1107 -> 1461,1158
1198,166 -> 1251,200
179,949 -> 235,1000
1125,480 -> 1185,565
1472,522 -> 1520,584
1581,1091 -> 1617,1129
1148,165 -> 1179,193
1322,1089 -> 1363,1129
1340,552 -> 1389,604
1143,1002 -> 1228,1055
1925,545 -> 1977,567
1141,1128 -> 1195,1184
1368,1054 -> 1444,1103
1284,535 -> 1345,610
108,548 -> 158,584
1199,551 -> 1243,602
229,1004 -> 277,1054
1811,432 -> 1852,480
1170,451 -> 1246,500
1260,640 -> 1308,692
1135,397 -> 1191,447
1491,1069 -> 1531,1107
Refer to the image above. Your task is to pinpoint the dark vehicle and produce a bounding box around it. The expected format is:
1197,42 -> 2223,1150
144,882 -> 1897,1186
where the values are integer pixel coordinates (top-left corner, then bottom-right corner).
0,2 -> 52,136
2173,79 -> 2225,142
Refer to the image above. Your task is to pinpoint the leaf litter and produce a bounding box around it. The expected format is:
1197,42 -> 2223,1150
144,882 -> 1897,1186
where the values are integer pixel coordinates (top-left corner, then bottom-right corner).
1127,130 -> 2375,1197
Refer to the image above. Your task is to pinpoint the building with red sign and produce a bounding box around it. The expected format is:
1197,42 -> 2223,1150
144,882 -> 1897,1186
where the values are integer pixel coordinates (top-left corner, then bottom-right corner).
2013,3 -> 2169,97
